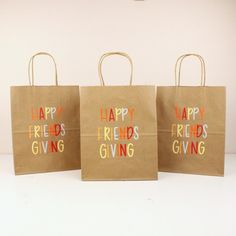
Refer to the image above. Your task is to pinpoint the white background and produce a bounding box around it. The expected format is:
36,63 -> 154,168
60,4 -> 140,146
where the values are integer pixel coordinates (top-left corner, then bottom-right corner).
0,0 -> 236,154
0,1 -> 236,236
0,154 -> 235,236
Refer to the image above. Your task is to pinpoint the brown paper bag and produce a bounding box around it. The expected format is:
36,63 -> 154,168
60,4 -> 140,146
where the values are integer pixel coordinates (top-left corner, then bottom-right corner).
157,54 -> 226,176
80,52 -> 158,180
11,52 -> 80,175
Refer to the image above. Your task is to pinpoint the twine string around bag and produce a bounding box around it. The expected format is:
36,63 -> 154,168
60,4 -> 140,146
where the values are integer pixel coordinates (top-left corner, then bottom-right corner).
98,52 -> 133,86
175,53 -> 206,86
28,52 -> 58,86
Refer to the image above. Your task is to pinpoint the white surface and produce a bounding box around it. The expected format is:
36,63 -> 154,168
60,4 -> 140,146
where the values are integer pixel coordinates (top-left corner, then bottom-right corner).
0,0 -> 236,154
0,154 -> 235,236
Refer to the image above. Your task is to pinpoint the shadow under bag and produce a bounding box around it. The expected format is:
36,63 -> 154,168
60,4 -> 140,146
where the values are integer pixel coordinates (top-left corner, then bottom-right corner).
11,52 -> 80,174
157,54 -> 226,176
80,52 -> 158,180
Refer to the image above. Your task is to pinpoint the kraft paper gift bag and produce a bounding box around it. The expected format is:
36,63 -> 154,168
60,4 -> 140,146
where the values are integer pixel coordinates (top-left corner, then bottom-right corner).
157,54 -> 226,176
11,52 -> 80,175
80,52 -> 158,180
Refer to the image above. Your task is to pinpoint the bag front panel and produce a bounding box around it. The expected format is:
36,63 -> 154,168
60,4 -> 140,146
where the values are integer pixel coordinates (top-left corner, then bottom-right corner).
11,86 -> 80,174
80,86 -> 158,180
157,86 -> 226,176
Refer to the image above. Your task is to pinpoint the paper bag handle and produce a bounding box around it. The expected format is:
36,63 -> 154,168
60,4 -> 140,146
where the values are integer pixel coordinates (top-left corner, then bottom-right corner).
28,52 -> 58,86
175,53 -> 206,86
98,52 -> 133,86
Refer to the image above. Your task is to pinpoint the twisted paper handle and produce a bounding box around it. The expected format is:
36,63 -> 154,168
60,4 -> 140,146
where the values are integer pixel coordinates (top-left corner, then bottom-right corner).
175,53 -> 206,86
98,52 -> 133,86
28,52 -> 58,86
